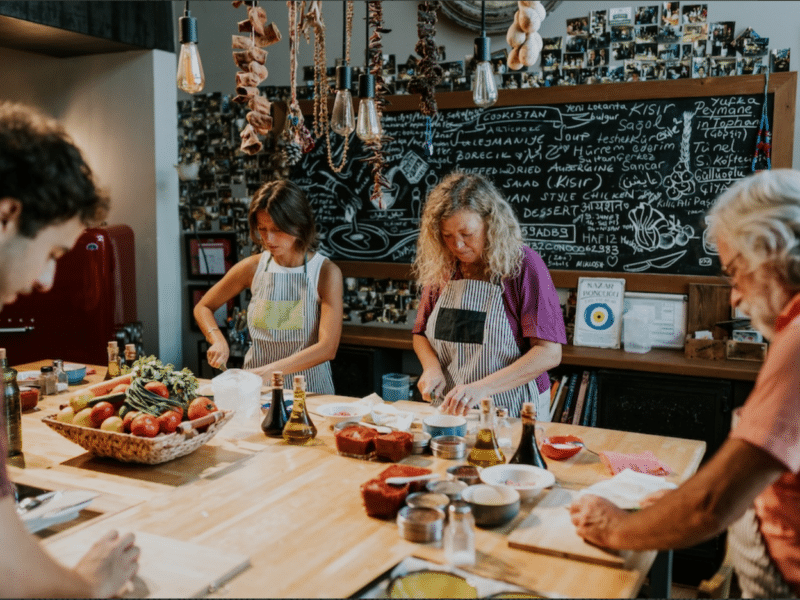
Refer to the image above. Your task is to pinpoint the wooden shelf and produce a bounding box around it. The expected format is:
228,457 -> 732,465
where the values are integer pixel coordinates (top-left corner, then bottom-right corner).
340,324 -> 761,382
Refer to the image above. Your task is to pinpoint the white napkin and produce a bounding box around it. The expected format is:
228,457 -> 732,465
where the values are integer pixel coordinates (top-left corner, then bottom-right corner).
575,468 -> 677,510
21,490 -> 98,533
370,403 -> 414,431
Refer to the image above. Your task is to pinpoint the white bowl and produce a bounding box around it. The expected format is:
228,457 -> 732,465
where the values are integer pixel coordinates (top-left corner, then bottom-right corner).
316,402 -> 370,425
461,484 -> 521,527
479,464 -> 555,500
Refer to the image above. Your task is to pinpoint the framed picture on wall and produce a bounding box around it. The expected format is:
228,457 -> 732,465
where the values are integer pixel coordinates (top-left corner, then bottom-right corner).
187,283 -> 240,331
185,232 -> 237,280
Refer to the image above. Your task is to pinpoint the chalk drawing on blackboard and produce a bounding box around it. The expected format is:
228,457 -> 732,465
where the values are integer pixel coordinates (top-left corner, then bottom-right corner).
629,203 -> 694,251
624,249 -> 687,272
664,111 -> 697,200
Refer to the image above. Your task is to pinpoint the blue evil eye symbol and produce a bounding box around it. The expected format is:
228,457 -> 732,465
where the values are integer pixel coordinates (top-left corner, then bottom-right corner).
584,303 -> 614,330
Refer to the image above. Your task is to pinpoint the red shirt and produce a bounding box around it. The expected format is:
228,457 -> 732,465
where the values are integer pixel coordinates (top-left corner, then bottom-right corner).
730,292 -> 800,593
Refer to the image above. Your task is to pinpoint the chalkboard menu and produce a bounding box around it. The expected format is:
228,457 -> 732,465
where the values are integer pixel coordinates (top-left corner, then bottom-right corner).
292,74 -> 795,275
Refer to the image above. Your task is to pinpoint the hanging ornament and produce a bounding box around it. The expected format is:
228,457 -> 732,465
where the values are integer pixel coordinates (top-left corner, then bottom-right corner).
752,70 -> 772,172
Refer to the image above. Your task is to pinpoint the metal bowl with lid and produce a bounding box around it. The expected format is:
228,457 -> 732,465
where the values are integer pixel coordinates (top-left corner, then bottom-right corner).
430,435 -> 467,459
405,492 -> 450,513
396,505 -> 446,543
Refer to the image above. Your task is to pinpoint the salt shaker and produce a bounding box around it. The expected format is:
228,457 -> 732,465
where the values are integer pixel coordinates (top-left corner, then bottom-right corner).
52,359 -> 68,389
495,407 -> 514,450
444,500 -> 476,566
39,366 -> 57,396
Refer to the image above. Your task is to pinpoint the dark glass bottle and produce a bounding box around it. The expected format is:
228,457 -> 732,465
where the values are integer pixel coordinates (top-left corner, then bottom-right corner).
509,402 -> 548,469
1,348 -> 22,458
261,371 -> 287,437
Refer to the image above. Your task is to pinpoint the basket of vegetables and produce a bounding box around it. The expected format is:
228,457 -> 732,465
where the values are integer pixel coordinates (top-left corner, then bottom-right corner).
42,356 -> 234,464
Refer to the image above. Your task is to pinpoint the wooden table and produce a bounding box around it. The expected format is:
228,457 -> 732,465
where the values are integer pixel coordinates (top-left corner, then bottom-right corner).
10,361 -> 706,598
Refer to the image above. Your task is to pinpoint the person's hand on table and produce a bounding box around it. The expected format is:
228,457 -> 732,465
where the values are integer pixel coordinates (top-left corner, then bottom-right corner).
74,530 -> 139,598
206,341 -> 229,370
418,368 -> 445,403
439,382 -> 490,416
568,494 -> 627,548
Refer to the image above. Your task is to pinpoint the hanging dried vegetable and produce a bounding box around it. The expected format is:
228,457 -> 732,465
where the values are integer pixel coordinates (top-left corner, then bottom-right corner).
506,1 -> 545,70
283,1 -> 314,165
361,0 -> 392,207
231,0 -> 282,155
408,1 -> 443,118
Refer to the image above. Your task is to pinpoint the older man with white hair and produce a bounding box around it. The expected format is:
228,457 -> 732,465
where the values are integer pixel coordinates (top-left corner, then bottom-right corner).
570,169 -> 800,598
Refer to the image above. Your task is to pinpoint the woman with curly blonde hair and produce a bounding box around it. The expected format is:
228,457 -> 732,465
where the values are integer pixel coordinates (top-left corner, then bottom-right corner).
411,172 -> 565,418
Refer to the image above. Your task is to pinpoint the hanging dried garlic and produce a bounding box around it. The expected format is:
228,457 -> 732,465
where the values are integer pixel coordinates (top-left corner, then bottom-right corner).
506,1 -> 546,71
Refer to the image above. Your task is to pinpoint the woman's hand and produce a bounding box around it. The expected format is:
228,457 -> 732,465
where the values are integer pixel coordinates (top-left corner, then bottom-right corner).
440,382 -> 490,416
74,530 -> 139,598
206,340 -> 230,370
568,494 -> 626,548
417,367 -> 445,403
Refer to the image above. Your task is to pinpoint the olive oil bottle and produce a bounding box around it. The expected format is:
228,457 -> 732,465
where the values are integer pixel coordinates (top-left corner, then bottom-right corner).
261,371 -> 288,437
467,397 -> 505,468
282,375 -> 317,445
103,341 -> 120,381
509,402 -> 548,470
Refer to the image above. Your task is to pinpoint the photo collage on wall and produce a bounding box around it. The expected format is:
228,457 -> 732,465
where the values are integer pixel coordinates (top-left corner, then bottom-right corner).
528,2 -> 788,86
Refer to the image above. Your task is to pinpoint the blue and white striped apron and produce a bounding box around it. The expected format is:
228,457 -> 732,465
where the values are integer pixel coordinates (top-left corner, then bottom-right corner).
425,277 -> 548,419
244,252 -> 335,395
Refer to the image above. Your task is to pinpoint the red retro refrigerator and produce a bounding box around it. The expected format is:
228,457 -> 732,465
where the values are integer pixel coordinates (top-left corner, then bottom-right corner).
0,225 -> 138,366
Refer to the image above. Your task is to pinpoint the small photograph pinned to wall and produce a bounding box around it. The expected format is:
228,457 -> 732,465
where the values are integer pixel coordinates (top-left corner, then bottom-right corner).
440,60 -> 465,81
490,48 -> 509,74
710,21 -> 734,43
652,61 -> 666,80
397,63 -> 413,80
502,72 -> 524,89
613,42 -> 634,61
682,4 -> 707,25
711,40 -> 736,58
771,49 -> 791,73
624,60 -> 642,81
692,39 -> 707,57
658,43 -> 680,61
563,52 -> 585,69
520,71 -> 543,88
541,49 -> 562,70
590,10 -> 607,35
611,25 -> 633,43
742,36 -> 769,57
542,36 -> 563,50
665,60 -> 690,79
592,65 -> 610,82
683,23 -> 708,43
382,54 -> 397,76
586,49 -> 603,67
692,56 -> 709,78
635,5 -> 659,25
640,61 -> 659,80
662,2 -> 679,25
681,44 -> 693,60
709,57 -> 736,77
589,32 -> 611,49
566,16 -> 590,36
635,25 -> 658,43
737,56 -> 763,76
561,67 -> 581,86
608,64 -> 627,82
565,35 -> 588,54
609,7 -> 633,26
657,21 -> 680,43
635,43 -> 657,61
542,69 -> 562,87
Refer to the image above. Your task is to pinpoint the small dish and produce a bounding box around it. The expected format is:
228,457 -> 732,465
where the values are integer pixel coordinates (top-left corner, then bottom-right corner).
423,414 -> 467,438
461,484 -> 520,527
426,479 -> 468,501
396,506 -> 446,543
405,492 -> 450,512
411,431 -> 431,454
541,435 -> 584,460
430,435 -> 466,459
63,364 -> 86,385
316,402 -> 370,425
388,569 -> 477,598
479,464 -> 555,500
447,464 -> 481,486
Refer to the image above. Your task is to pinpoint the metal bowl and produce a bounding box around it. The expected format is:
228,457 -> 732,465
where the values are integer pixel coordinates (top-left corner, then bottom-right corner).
405,492 -> 450,513
426,479 -> 468,501
430,435 -> 466,459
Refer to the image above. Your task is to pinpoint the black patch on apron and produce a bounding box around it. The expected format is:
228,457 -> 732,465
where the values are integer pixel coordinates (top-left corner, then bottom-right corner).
434,308 -> 486,344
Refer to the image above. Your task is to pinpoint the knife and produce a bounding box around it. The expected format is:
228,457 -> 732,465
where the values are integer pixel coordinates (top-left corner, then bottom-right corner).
16,491 -> 59,515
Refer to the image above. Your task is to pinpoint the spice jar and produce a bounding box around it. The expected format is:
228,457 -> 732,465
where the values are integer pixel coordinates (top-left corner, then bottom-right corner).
52,359 -> 68,389
39,365 -> 57,396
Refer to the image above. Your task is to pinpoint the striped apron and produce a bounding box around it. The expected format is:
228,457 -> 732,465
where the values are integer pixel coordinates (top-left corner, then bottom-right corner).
244,252 -> 334,394
425,277 -> 544,418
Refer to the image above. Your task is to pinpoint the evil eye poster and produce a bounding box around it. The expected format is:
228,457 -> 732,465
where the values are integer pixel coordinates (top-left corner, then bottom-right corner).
573,277 -> 626,349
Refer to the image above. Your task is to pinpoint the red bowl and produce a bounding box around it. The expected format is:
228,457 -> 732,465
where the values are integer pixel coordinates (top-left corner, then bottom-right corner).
541,435 -> 583,460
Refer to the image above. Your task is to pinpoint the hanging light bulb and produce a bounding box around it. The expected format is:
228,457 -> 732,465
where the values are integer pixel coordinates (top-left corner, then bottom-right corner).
176,0 -> 205,94
332,67 -> 355,136
472,2 -> 497,108
356,73 -> 382,143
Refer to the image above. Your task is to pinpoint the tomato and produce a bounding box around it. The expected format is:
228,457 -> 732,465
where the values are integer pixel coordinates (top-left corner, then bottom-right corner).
144,381 -> 170,399
122,410 -> 140,432
157,410 -> 182,434
188,396 -> 217,421
90,401 -> 116,427
130,414 -> 159,438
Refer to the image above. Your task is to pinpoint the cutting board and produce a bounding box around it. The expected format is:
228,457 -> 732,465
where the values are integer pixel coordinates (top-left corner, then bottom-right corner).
507,488 -> 634,568
46,530 -> 250,598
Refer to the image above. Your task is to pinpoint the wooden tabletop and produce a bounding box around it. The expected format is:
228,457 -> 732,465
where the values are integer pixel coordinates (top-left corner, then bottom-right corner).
10,362 -> 706,598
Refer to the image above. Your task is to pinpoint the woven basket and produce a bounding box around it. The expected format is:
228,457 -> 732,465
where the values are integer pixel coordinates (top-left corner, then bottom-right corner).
41,410 -> 234,465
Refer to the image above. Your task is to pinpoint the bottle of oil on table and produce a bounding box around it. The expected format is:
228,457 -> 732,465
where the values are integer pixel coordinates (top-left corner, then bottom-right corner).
467,397 -> 505,468
509,402 -> 548,470
0,348 -> 22,459
103,341 -> 120,381
282,375 -> 317,445
261,371 -> 288,437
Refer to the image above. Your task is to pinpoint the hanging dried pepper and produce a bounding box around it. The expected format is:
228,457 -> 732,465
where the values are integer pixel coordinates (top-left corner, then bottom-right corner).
361,0 -> 393,207
408,1 -> 443,118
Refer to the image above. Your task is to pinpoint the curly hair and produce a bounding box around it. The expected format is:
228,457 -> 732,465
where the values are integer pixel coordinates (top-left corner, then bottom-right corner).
0,102 -> 108,237
413,172 -> 523,289
248,180 -> 319,253
708,169 -> 800,291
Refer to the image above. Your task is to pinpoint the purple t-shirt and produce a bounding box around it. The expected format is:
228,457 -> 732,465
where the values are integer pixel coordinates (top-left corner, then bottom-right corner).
413,246 -> 567,393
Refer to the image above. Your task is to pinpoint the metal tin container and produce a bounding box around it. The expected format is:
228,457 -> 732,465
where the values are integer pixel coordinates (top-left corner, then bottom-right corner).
396,505 -> 445,543
405,492 -> 450,513
426,478 -> 468,501
430,435 -> 467,459
412,431 -> 431,454
447,464 -> 481,486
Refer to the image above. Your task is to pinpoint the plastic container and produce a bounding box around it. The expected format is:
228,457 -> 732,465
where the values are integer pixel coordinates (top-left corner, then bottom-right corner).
382,373 -> 410,403
622,309 -> 652,354
211,369 -> 262,425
